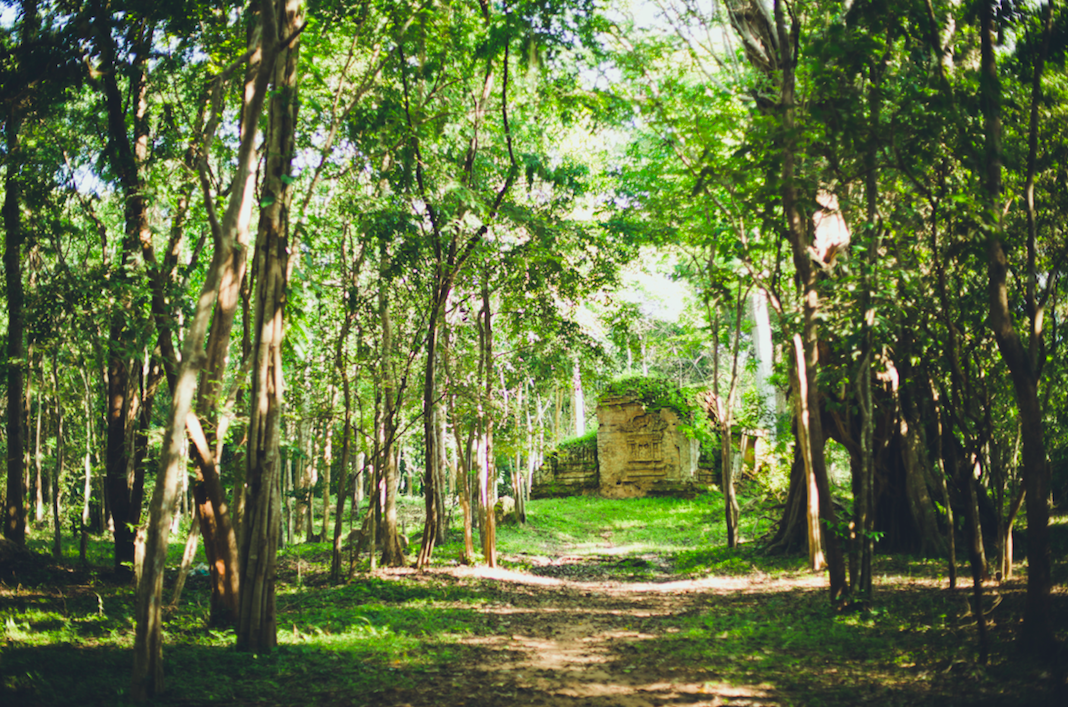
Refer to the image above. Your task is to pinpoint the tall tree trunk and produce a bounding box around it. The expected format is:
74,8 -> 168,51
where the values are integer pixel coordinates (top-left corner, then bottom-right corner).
183,14 -> 266,627
4,105 -> 27,544
49,357 -> 64,558
321,406 -> 334,542
34,394 -> 44,523
719,286 -> 747,548
433,399 -> 449,546
237,0 -> 301,653
95,8 -> 155,575
2,0 -> 38,548
445,320 -> 476,563
131,0 -> 283,695
416,279 -> 451,568
774,0 -> 846,601
979,0 -> 1054,652
330,364 -> 353,582
479,280 -> 497,567
378,238 -> 406,568
571,360 -> 584,437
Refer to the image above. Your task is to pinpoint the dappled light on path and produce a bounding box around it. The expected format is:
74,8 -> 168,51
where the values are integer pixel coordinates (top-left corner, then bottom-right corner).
374,564 -> 817,706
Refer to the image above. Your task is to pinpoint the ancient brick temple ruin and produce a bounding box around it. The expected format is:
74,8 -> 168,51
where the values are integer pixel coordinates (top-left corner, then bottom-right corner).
531,392 -> 702,499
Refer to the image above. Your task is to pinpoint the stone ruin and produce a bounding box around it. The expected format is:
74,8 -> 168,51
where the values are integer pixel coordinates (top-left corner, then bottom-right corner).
596,394 -> 700,498
530,437 -> 598,498
532,392 -> 702,499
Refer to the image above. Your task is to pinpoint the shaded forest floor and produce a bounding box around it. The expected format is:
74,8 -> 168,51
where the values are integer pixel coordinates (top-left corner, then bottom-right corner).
1,494 -> 1067,706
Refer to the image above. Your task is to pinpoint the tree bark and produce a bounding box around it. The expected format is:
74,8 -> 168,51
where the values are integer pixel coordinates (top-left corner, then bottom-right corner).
378,238 -> 406,568
94,8 -> 155,575
479,279 -> 497,567
237,0 -> 301,653
3,42 -> 29,545
774,0 -> 845,601
979,0 -> 1054,652
416,280 -> 451,569
131,0 -> 283,694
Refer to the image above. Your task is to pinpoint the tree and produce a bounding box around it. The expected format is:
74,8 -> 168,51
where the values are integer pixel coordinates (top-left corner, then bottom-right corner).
130,0 -> 286,694
2,0 -> 39,546
978,0 -> 1056,653
237,0 -> 303,653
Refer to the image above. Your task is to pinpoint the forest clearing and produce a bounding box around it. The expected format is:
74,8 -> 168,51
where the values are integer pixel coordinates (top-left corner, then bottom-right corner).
3,0 -> 1068,704
2,493 -> 1066,706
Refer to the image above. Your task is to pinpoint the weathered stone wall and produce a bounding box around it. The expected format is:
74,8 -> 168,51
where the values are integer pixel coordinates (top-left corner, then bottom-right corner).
530,442 -> 598,498
596,395 -> 700,498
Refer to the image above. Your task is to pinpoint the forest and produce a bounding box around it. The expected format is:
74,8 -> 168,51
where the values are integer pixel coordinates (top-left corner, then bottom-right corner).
0,0 -> 1066,704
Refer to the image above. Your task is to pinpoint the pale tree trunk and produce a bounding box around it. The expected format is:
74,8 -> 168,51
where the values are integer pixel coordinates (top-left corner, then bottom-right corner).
304,422 -> 319,542
554,382 -> 562,443
330,237 -> 362,582
712,284 -> 747,548
188,75 -> 253,621
182,13 -> 265,628
170,510 -> 201,607
724,0 -> 845,601
774,0 -> 845,600
35,395 -> 44,522
378,238 -> 406,568
50,358 -> 64,559
321,400 -> 335,541
330,374 -> 353,582
283,440 -> 294,546
237,0 -> 302,653
571,360 -> 584,437
433,397 -> 449,546
131,0 -> 283,695
479,281 -> 497,567
294,399 -> 309,538
416,280 -> 450,569
445,321 -> 476,564
790,336 -> 824,572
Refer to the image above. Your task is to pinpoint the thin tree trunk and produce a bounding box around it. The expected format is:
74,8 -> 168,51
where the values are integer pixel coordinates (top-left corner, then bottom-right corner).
377,238 -> 405,568
791,334 -> 825,572
479,281 -> 497,568
321,407 -> 334,542
330,386 -> 352,582
170,510 -> 201,607
416,280 -> 451,569
94,7 -> 155,576
962,460 -> 990,663
446,322 -> 476,563
35,394 -> 44,523
51,389 -> 64,560
571,360 -> 584,437
330,239 -> 361,581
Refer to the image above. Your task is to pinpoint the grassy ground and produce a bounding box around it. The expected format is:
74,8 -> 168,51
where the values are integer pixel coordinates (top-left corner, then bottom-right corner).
1,491 -> 1065,706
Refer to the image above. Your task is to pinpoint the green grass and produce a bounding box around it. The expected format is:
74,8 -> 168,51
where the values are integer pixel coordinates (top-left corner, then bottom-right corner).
438,492 -> 754,559
2,494 -> 1065,706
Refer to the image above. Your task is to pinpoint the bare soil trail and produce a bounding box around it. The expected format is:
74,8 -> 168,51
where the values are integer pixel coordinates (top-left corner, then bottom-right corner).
368,553 -> 1065,707
376,561 -> 788,707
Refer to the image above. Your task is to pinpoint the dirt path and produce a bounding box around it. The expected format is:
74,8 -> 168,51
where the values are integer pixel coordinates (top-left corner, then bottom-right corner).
374,560 -> 824,707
